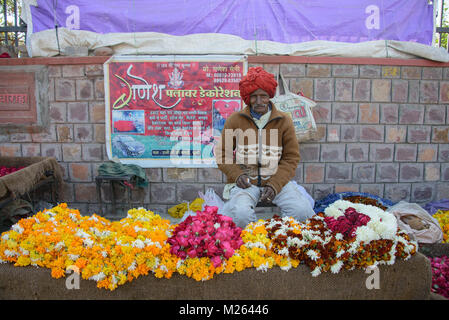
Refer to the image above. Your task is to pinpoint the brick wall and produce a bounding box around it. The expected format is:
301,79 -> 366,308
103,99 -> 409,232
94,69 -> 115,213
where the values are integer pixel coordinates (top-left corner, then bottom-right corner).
0,57 -> 448,218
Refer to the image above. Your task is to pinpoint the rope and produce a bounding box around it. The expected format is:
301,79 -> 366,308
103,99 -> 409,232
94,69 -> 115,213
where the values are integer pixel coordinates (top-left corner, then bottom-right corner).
52,0 -> 61,55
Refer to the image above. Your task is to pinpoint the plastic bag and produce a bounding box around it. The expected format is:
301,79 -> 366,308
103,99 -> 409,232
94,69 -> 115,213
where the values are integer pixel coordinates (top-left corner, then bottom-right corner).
199,188 -> 225,214
387,201 -> 444,244
271,73 -> 318,142
168,202 -> 188,219
423,199 -> 449,215
169,197 -> 205,219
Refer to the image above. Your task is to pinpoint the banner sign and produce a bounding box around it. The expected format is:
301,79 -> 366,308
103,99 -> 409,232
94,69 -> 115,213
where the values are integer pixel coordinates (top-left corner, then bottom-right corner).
104,55 -> 247,168
29,0 -> 434,45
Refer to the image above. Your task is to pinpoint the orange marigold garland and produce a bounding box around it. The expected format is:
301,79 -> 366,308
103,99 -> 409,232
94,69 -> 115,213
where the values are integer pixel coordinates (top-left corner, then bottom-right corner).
0,200 -> 418,290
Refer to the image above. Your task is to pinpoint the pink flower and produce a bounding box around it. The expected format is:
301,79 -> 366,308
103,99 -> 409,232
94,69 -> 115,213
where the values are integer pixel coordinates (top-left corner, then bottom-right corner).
204,206 -> 218,215
215,228 -> 232,241
187,248 -> 197,258
211,256 -> 222,268
167,206 -> 244,264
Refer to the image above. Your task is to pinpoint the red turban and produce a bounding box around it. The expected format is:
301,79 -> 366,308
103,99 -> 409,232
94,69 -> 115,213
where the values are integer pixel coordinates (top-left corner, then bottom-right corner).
239,67 -> 278,106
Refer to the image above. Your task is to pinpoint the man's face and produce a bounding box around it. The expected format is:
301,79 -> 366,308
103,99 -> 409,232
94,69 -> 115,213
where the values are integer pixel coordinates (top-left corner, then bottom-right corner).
250,88 -> 270,115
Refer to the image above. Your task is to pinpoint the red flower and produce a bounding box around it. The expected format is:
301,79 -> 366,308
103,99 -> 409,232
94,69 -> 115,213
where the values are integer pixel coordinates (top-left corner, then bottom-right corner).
324,207 -> 371,239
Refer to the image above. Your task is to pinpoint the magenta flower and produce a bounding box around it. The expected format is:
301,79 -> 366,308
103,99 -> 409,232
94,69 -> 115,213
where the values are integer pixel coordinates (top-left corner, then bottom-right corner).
167,206 -> 243,267
211,256 -> 222,268
429,256 -> 449,298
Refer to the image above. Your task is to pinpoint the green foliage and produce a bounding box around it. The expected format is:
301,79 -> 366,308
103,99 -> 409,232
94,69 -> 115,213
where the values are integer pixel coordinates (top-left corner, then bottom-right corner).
0,0 -> 24,46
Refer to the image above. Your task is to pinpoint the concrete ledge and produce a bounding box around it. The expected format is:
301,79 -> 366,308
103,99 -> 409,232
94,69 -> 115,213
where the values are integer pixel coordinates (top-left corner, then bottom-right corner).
0,252 -> 431,300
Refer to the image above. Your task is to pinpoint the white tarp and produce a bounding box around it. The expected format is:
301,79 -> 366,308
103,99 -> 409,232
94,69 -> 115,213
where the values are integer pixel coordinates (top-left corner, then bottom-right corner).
22,27 -> 449,62
21,0 -> 449,62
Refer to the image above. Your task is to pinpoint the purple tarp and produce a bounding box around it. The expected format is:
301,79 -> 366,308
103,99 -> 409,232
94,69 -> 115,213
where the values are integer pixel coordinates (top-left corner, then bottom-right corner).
29,0 -> 434,45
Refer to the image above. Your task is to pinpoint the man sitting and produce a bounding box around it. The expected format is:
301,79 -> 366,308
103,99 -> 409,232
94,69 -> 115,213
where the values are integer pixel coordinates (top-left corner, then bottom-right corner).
215,66 -> 315,228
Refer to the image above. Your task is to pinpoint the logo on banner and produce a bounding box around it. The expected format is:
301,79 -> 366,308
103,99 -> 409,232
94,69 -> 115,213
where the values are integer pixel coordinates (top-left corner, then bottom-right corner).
365,5 -> 380,30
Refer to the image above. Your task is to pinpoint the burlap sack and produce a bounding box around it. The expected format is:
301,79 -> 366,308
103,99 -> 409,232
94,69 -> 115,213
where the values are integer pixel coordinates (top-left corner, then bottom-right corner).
0,157 -> 63,200
0,252 -> 432,300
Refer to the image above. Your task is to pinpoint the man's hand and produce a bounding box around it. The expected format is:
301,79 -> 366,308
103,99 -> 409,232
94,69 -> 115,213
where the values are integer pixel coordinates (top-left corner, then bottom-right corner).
236,174 -> 251,189
260,185 -> 275,203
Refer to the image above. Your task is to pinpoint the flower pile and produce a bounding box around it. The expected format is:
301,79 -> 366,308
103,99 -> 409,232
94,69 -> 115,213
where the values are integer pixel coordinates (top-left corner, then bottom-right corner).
342,195 -> 388,211
434,210 -> 449,243
260,200 -> 417,277
168,206 -> 243,267
324,207 -> 371,239
0,203 -> 177,291
0,165 -> 25,177
0,200 -> 418,290
429,255 -> 449,298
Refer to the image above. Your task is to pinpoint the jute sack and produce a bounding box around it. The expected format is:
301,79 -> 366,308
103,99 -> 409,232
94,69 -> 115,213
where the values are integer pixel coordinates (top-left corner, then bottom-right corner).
271,73 -> 318,142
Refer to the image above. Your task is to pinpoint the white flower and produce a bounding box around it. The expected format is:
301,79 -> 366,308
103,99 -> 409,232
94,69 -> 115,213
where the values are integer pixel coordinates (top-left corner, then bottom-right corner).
306,249 -> 319,261
160,264 -> 168,272
277,247 -> 289,256
54,241 -> 65,250
245,242 -> 266,250
101,250 -> 108,258
134,226 -> 148,233
214,223 -> 220,229
132,239 -> 145,249
0,258 -> 6,264
128,261 -> 137,271
19,247 -> 29,255
68,254 -> 79,261
387,243 -> 397,265
256,262 -> 269,272
336,249 -> 345,258
83,238 -> 94,248
89,272 -> 106,282
2,233 -> 9,241
144,239 -> 162,249
11,224 -> 24,234
287,237 -> 302,247
75,229 -> 90,239
311,266 -> 322,277
355,226 -> 379,243
274,227 -> 288,237
4,250 -> 19,257
45,210 -> 56,217
280,261 -> 292,271
152,257 -> 160,269
330,261 -> 344,274
348,241 -> 360,254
